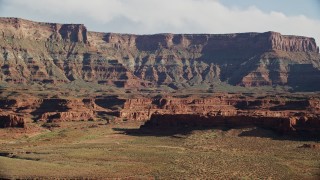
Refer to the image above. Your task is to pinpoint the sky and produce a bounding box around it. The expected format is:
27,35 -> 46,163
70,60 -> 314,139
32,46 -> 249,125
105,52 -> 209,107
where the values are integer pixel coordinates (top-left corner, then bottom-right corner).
0,0 -> 320,44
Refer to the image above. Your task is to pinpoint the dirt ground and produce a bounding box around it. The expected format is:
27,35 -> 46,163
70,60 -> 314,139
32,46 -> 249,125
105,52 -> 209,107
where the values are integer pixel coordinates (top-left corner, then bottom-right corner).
0,121 -> 319,179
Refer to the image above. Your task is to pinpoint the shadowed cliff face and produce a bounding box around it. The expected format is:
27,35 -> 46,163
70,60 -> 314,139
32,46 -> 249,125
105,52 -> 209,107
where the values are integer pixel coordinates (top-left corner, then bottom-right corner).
142,114 -> 320,137
0,17 -> 320,91
1,94 -> 320,131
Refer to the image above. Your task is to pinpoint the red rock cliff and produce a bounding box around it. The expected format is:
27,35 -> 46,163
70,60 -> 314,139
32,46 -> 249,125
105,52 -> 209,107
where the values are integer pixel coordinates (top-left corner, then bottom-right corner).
0,18 -> 320,91
0,17 -> 88,43
268,31 -> 318,53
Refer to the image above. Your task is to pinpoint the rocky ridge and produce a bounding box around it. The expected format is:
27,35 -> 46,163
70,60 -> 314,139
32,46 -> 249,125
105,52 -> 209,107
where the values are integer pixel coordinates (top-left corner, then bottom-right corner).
0,94 -> 319,137
1,18 -> 320,137
120,95 -> 320,136
0,17 -> 319,91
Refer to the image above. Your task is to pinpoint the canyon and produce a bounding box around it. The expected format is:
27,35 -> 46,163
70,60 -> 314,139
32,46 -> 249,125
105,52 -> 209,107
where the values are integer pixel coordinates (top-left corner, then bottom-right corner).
0,18 -> 320,137
0,93 -> 319,137
0,17 -> 319,91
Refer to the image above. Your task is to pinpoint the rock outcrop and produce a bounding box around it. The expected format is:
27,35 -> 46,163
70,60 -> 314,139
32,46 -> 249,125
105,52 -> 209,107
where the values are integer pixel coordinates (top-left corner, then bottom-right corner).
0,17 -> 88,43
118,95 -> 320,136
0,93 -> 319,138
119,95 -> 320,121
0,96 -> 116,125
40,111 -> 95,122
142,114 -> 294,133
0,18 -> 320,137
0,114 -> 24,128
269,32 -> 319,52
142,114 -> 320,136
0,18 -> 319,91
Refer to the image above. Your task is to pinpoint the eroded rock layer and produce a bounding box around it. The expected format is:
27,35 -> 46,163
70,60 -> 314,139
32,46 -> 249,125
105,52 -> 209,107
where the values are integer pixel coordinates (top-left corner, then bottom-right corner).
142,114 -> 320,136
0,94 -> 319,136
1,18 -> 320,136
121,95 -> 320,136
0,18 -> 320,91
0,114 -> 24,128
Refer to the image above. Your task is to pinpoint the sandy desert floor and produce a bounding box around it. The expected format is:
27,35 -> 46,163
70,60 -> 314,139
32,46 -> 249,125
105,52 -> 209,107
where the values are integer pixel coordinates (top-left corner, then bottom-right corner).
0,121 -> 319,179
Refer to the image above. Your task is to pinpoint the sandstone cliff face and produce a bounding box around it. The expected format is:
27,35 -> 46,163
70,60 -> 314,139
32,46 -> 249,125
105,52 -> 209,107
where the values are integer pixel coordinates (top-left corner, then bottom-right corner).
0,17 -> 88,43
0,94 -> 319,137
0,97 -> 110,124
0,18 -> 319,91
134,95 -> 320,136
118,95 -> 320,122
0,114 -> 24,128
40,111 -> 95,122
143,114 -> 320,136
269,32 -> 318,52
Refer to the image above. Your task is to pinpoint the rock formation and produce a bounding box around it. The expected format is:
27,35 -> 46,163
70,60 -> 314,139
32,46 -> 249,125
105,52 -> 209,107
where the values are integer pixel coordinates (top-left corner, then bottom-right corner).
0,18 -> 320,137
0,18 -> 319,91
0,93 -> 319,137
119,95 -> 320,136
119,95 -> 320,121
0,114 -> 24,128
142,114 -> 320,136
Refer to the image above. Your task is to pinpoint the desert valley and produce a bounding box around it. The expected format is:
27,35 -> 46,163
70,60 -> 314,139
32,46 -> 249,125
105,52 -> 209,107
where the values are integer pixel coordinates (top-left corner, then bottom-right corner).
0,17 -> 319,179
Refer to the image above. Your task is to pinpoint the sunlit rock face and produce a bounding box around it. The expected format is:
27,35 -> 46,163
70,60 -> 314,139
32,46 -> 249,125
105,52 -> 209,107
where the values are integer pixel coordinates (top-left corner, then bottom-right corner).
0,18 -> 319,91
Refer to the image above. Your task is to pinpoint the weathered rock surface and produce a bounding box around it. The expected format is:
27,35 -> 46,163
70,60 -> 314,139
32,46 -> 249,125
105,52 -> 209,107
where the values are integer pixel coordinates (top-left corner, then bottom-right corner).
119,95 -> 320,136
119,95 -> 320,121
40,111 -> 95,122
0,94 -> 319,137
142,114 -> 320,136
0,96 -> 119,125
0,18 -> 320,91
0,114 -> 24,128
143,114 -> 293,132
0,18 -> 320,137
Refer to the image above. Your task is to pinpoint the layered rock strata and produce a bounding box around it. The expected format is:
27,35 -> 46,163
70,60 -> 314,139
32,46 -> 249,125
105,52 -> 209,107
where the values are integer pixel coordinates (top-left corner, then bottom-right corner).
142,114 -> 320,136
0,94 -> 319,137
119,95 -> 320,121
0,18 -> 319,91
0,114 -> 24,128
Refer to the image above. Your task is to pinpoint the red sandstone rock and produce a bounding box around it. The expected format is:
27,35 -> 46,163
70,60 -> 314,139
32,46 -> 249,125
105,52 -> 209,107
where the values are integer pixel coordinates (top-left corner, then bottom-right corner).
0,114 -> 24,128
119,95 -> 320,121
0,97 -> 109,124
268,32 -> 318,53
0,18 -> 320,90
0,17 -> 320,135
40,111 -> 95,122
119,95 -> 320,136
142,113 -> 316,135
0,93 -> 319,137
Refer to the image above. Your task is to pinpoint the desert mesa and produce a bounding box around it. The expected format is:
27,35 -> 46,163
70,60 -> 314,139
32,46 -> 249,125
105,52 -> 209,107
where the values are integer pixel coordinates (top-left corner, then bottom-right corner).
1,17 -> 320,179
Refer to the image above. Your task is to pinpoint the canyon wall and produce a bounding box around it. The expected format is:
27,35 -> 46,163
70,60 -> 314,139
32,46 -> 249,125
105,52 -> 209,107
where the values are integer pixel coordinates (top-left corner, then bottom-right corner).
1,18 -> 319,135
0,18 -> 319,91
0,114 -> 24,128
142,114 -> 320,136
0,94 -> 319,137
119,95 -> 320,121
0,96 -> 119,126
120,95 -> 320,135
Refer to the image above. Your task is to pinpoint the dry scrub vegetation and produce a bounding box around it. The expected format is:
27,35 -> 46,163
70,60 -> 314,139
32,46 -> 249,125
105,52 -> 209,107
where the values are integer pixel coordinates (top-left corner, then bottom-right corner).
0,121 -> 319,179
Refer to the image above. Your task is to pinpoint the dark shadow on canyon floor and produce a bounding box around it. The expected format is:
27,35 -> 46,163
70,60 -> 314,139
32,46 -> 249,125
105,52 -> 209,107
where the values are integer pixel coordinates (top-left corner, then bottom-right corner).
112,126 -> 320,141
